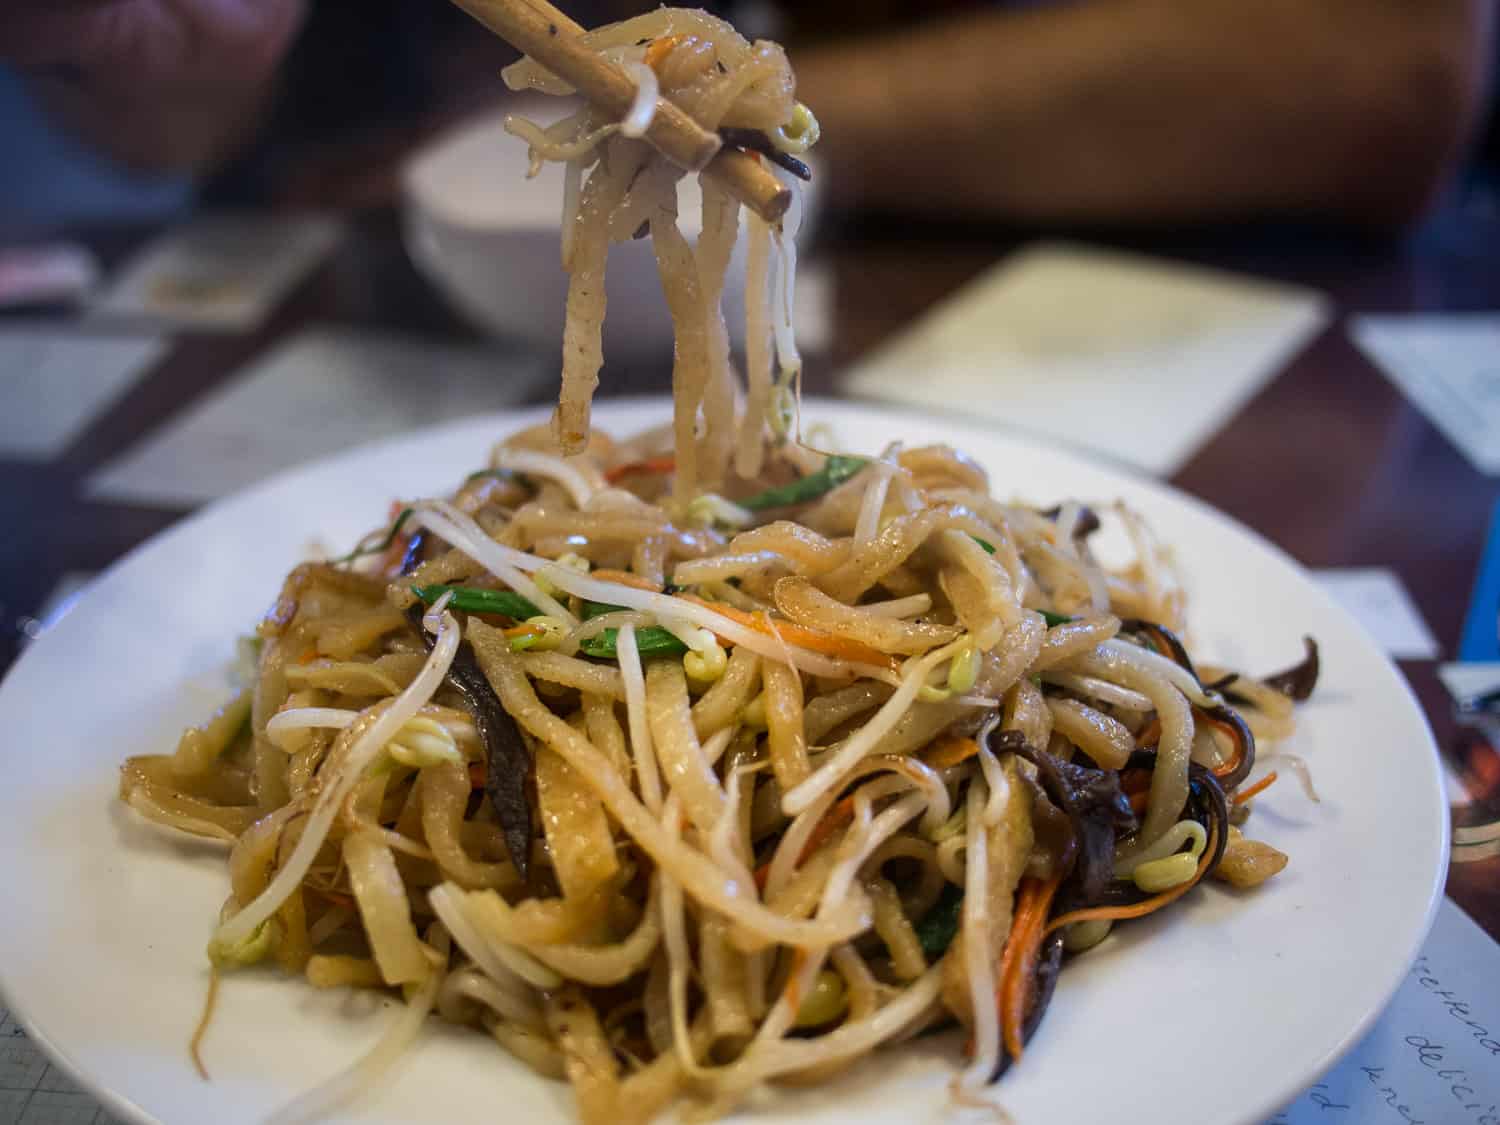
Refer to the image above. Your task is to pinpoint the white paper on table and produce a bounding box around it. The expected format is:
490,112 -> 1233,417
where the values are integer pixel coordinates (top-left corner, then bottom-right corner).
842,242 -> 1330,477
1352,315 -> 1500,476
1438,663 -> 1500,710
1312,568 -> 1441,661
86,327 -> 549,506
1266,897 -> 1500,1124
0,244 -> 99,308
87,214 -> 342,332
0,327 -> 167,460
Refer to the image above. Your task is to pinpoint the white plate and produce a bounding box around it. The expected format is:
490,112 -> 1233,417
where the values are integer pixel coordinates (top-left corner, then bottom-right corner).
0,398 -> 1447,1125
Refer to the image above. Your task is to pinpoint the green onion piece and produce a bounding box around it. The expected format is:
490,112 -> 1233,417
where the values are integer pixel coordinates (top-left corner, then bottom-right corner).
581,601 -> 628,621
332,508 -> 414,565
580,627 -> 688,661
915,883 -> 965,958
412,585 -> 541,620
738,455 -> 868,512
971,535 -> 996,554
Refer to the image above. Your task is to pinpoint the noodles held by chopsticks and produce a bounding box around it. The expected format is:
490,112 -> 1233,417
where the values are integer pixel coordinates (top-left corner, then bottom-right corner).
502,7 -> 807,494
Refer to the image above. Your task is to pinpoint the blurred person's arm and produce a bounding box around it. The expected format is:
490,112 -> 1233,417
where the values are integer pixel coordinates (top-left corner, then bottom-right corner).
0,0 -> 304,173
796,0 -> 1491,229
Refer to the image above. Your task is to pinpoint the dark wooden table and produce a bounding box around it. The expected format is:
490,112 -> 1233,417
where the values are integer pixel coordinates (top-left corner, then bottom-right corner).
2,203 -> 1497,937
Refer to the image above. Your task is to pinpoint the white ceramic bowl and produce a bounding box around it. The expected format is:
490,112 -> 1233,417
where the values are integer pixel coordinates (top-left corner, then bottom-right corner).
402,104 -> 817,356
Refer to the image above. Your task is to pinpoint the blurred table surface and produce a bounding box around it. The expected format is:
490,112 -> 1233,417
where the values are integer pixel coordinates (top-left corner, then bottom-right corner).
1,201 -> 1498,940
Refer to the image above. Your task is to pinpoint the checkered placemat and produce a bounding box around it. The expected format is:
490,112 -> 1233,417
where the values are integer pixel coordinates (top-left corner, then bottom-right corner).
0,1004 -> 120,1125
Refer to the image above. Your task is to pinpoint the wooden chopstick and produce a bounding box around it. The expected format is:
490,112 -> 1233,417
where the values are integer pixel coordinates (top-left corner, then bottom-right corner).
703,149 -> 792,223
451,0 -> 793,222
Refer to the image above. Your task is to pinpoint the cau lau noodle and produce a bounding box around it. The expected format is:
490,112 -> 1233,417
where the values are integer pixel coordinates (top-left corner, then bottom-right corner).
119,8 -> 1319,1123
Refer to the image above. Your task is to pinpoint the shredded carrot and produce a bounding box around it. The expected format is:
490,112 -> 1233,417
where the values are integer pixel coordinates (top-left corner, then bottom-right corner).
1139,710 -> 1246,780
298,647 -> 318,664
799,797 -> 856,863
677,594 -> 899,671
923,737 -> 981,770
1232,770 -> 1278,805
504,622 -> 546,641
996,873 -> 1064,1062
752,795 -> 856,889
377,536 -> 409,575
590,568 -> 662,592
309,887 -> 356,910
378,502 -> 409,570
782,949 -> 809,1013
643,34 -> 687,70
604,455 -> 675,484
1197,709 -> 1246,781
1123,770 -> 1152,814
1134,627 -> 1175,661
994,887 -> 1037,1052
1043,826 -> 1219,938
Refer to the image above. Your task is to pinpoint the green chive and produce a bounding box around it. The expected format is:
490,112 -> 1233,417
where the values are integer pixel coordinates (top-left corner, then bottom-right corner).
915,883 -> 965,958
739,455 -> 868,512
580,627 -> 688,661
412,585 -> 541,620
581,601 -> 627,620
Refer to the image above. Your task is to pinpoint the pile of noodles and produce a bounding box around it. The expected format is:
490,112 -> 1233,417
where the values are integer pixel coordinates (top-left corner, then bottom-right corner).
117,11 -> 1315,1125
